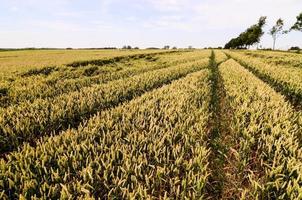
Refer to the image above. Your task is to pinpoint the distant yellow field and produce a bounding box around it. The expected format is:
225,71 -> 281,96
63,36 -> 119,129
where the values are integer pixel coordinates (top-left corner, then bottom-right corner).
0,49 -> 163,73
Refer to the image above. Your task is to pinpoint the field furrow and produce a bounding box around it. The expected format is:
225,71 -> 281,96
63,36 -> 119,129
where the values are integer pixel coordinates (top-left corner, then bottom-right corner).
205,51 -> 238,200
205,51 -> 227,199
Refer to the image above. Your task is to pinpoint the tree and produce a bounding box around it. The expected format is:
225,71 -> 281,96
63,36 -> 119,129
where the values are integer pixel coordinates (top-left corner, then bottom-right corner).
291,12 -> 302,31
224,16 -> 266,49
251,16 -> 267,44
258,16 -> 267,27
269,18 -> 287,50
163,45 -> 170,50
122,45 -> 132,49
289,46 -> 300,50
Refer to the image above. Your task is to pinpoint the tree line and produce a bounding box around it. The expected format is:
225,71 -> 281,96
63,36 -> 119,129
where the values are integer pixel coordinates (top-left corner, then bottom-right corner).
225,12 -> 302,49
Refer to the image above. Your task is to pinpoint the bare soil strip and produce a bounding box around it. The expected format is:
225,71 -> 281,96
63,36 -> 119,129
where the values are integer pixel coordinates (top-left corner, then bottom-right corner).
205,52 -> 239,199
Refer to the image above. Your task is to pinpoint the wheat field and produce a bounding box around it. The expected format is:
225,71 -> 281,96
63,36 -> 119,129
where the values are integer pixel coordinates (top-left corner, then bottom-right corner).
0,49 -> 301,199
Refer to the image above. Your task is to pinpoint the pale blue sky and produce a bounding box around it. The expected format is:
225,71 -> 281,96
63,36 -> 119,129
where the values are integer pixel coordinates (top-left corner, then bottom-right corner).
1,0 -> 301,49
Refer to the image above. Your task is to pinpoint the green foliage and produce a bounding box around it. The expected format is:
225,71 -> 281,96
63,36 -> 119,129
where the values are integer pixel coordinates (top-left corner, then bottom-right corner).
291,12 -> 302,31
225,16 -> 267,49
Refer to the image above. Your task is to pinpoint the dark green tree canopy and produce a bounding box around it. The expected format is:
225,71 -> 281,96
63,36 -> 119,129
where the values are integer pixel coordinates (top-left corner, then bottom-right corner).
291,12 -> 302,31
225,16 -> 267,49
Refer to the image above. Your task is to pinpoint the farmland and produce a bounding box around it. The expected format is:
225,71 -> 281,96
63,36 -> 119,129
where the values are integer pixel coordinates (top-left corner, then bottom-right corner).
0,49 -> 301,199
0,49 -> 166,74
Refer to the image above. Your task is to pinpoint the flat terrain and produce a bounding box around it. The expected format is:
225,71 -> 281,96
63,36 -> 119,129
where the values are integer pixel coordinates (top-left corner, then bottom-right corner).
0,49 -> 301,199
0,49 -> 165,74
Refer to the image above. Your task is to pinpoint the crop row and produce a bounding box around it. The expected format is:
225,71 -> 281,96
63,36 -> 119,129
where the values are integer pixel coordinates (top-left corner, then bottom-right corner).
226,50 -> 302,107
0,52 -> 165,107
0,52 -> 167,96
0,51 -> 210,107
64,51 -> 177,68
0,58 -> 209,154
0,69 -> 212,199
0,49 -> 169,75
213,50 -> 228,64
219,59 -> 302,199
18,51 -> 209,81
0,57 -> 162,107
1,59 -> 159,107
243,51 -> 302,68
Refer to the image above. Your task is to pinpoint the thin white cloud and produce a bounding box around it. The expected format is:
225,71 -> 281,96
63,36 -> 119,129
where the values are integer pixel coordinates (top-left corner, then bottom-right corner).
0,0 -> 301,48
10,6 -> 19,12
193,0 -> 302,30
144,0 -> 191,12
29,20 -> 82,32
54,11 -> 83,18
100,0 -> 115,14
142,0 -> 198,12
142,15 -> 195,31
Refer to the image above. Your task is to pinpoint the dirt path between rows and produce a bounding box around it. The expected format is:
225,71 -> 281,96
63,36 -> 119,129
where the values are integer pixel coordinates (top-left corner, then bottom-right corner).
205,52 -> 242,199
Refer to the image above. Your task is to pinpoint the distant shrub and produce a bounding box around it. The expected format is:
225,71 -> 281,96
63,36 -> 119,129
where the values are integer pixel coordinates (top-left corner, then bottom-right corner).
289,46 -> 300,50
122,45 -> 132,49
146,47 -> 160,50
262,48 -> 273,51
